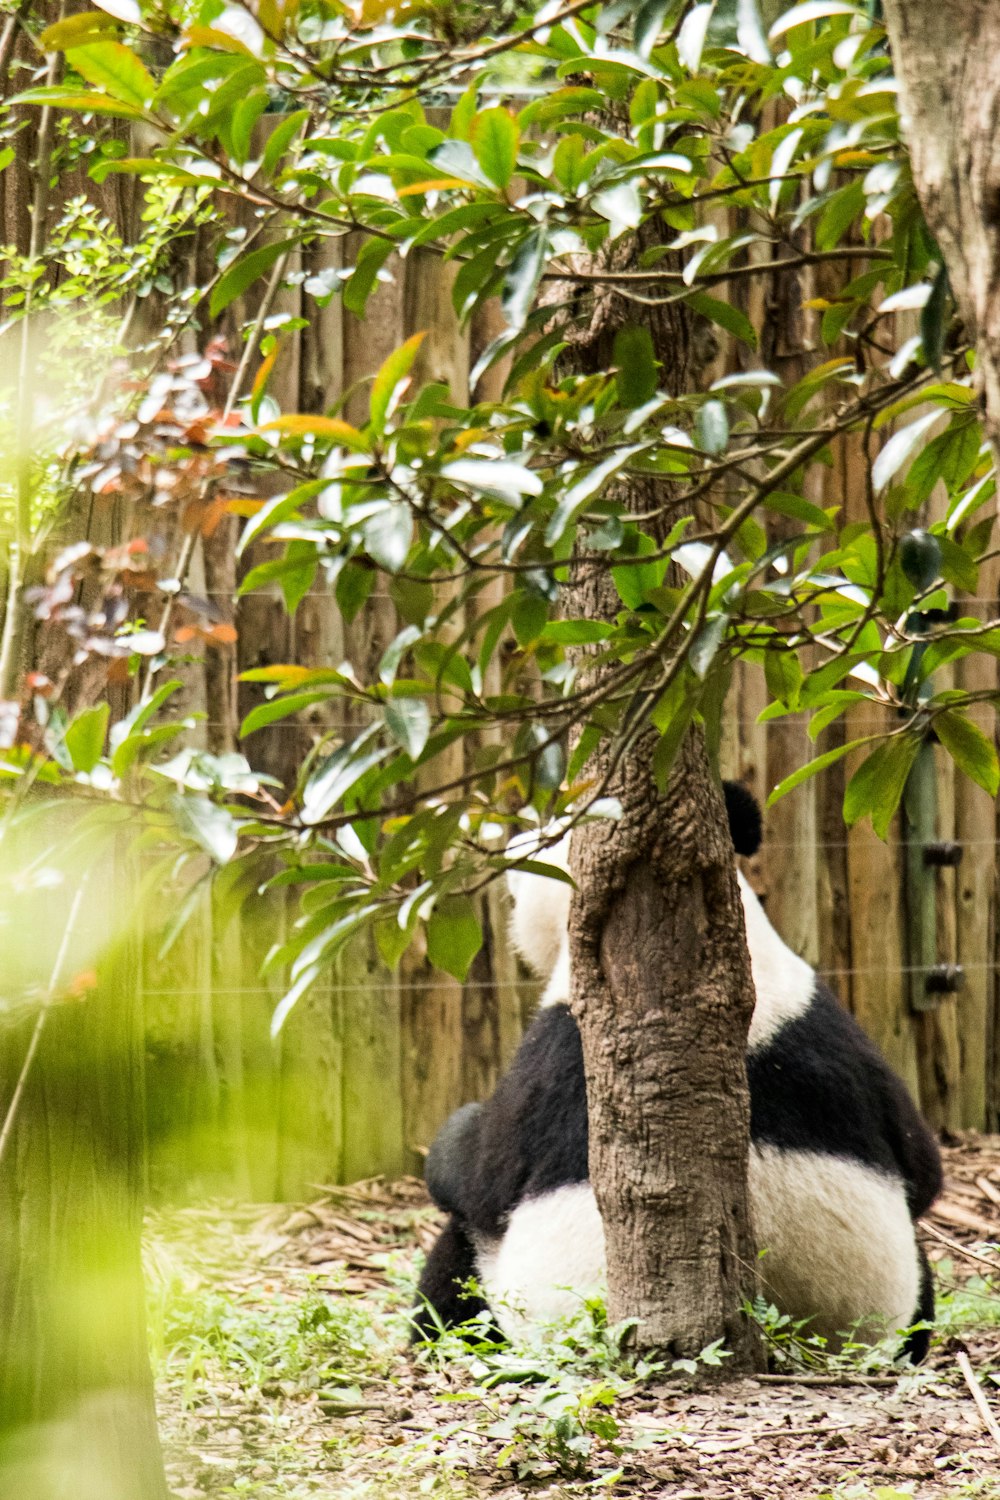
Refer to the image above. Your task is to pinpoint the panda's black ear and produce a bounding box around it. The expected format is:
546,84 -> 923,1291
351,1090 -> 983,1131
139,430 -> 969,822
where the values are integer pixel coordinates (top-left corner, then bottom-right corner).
722,780 -> 762,857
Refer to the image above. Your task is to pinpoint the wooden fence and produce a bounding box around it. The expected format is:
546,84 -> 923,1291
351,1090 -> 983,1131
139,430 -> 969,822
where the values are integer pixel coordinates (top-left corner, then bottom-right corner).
2,47 -> 998,1202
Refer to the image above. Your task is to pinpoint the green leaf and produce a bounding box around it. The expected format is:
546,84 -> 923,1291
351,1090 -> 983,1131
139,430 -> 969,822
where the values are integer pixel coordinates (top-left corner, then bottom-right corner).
697,399 -> 729,455
872,411 -> 940,491
236,482 -> 322,557
764,650 -> 802,708
364,503 -> 413,573
633,0 -> 670,56
385,696 -> 431,760
592,181 -> 641,240
426,895 -> 482,981
768,1 -> 860,37
231,88 -> 269,164
211,236 -> 298,319
301,734 -> 392,826
66,40 -> 155,107
369,331 -> 425,431
652,684 -> 695,792
815,178 -> 865,254
843,736 -> 921,840
690,616 -> 727,680
343,237 -> 395,317
336,562 -> 376,623
764,490 -> 835,532
546,445 -> 645,548
64,702 -> 109,773
470,107 -> 519,189
920,262 -> 949,374
512,591 -> 548,646
686,291 -> 758,350
935,532 -> 978,593
442,457 -> 543,506
502,229 -> 547,331
934,710 -> 999,796
613,325 -> 657,408
241,690 -> 332,737
41,11 -> 120,50
281,540 -> 318,612
540,620 -> 614,645
170,793 -> 239,864
611,532 -> 668,609
767,737 -> 873,807
261,108 -> 310,178
13,84 -> 147,119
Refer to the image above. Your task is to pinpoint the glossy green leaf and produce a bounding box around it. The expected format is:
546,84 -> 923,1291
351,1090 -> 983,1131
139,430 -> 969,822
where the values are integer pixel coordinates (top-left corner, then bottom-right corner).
767,737 -> 873,807
385,696 -> 431,760
470,107 -> 519,189
501,229 -> 547,331
64,702 -> 110,773
211,236 -> 299,319
261,108 -> 310,178
613,325 -> 657,408
170,794 -> 240,864
843,735 -> 921,839
364,503 -> 413,573
934,710 -> 1000,796
369,332 -> 425,432
426,895 -> 482,981
67,40 -> 155,107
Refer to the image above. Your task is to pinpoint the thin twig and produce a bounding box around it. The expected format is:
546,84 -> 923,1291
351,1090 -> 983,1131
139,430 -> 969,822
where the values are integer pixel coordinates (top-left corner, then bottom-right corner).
0,881 -> 87,1167
223,246 -> 293,420
0,0 -> 30,89
752,1372 -> 899,1387
920,1218 -> 1000,1275
956,1348 -> 1000,1454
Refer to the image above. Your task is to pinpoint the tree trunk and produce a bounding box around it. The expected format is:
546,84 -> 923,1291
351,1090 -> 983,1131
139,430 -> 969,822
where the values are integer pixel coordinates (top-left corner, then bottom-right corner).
883,1 -> 1000,459
563,238 -> 761,1367
882,0 -> 1000,1127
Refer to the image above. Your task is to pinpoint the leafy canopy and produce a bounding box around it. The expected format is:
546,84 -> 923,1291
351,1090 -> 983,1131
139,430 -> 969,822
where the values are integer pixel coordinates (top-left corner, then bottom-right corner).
4,0 -> 999,1014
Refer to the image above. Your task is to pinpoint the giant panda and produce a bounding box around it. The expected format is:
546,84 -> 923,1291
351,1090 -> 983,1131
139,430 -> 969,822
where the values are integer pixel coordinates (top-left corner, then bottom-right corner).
414,784 -> 942,1360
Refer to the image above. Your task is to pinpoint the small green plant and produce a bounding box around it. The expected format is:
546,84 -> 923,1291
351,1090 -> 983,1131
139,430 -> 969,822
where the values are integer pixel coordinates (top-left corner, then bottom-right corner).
745,1295 -> 931,1377
485,1379 -> 623,1482
933,1259 -> 1000,1336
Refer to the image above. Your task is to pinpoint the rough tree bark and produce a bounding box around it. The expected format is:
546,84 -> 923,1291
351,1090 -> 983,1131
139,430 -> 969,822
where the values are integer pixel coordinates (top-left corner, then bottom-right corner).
883,1 -> 1000,460
881,0 -> 1000,1126
563,238 -> 762,1366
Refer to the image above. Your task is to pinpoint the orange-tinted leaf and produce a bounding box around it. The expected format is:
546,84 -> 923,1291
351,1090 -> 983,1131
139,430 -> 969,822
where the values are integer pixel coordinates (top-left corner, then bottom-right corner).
259,414 -> 370,451
184,23 -> 257,54
397,177 -> 474,196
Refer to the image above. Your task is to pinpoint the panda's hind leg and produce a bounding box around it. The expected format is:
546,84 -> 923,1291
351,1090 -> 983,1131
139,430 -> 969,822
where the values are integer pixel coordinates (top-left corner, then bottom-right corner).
411,1216 -> 502,1344
899,1244 -> 934,1364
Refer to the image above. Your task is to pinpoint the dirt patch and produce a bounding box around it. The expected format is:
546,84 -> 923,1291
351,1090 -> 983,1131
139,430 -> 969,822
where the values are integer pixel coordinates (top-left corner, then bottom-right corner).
153,1137 -> 1000,1499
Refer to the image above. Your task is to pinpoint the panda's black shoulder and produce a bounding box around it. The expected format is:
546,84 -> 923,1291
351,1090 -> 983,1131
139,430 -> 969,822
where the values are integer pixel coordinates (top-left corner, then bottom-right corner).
748,982 -> 941,1214
458,1003 -> 589,1237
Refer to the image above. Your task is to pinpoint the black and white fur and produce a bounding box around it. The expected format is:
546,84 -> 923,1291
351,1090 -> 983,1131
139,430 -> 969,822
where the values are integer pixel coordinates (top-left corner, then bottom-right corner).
415,785 -> 941,1358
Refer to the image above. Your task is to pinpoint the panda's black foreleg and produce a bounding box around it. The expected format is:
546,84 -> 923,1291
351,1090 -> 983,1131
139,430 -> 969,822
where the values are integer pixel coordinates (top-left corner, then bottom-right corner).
899,1244 -> 935,1364
425,1100 -> 482,1216
411,1216 -> 502,1344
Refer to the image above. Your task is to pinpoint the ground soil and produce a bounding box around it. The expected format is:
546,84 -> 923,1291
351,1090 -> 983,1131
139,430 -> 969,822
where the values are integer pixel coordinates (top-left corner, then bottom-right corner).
155,1136 -> 1000,1500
